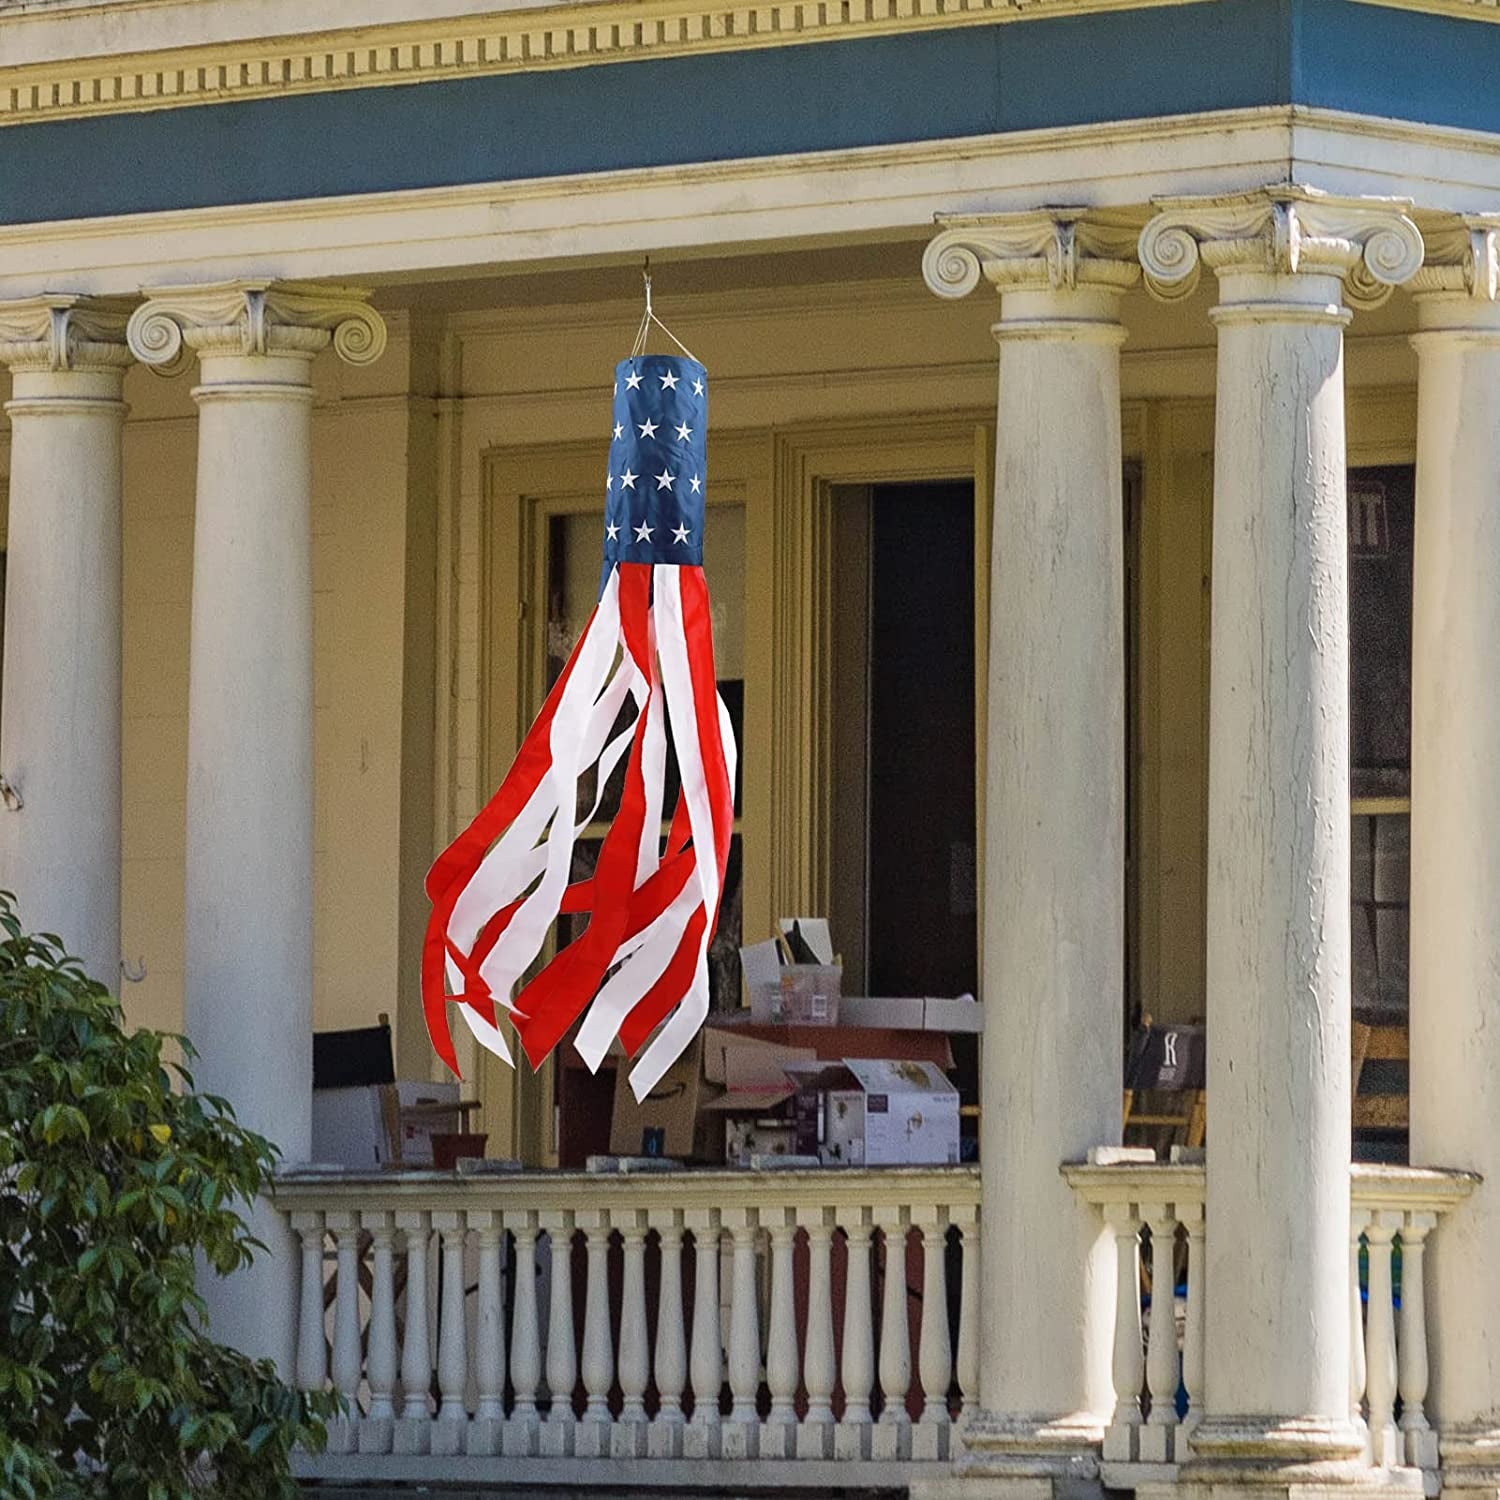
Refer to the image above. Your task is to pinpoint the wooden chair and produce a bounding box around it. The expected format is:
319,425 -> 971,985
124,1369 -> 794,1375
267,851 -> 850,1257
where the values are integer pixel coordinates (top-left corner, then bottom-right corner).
1123,1020 -> 1207,1151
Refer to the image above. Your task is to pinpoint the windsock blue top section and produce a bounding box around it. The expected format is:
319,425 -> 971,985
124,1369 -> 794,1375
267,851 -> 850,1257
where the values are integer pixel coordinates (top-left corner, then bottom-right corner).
603,354 -> 707,571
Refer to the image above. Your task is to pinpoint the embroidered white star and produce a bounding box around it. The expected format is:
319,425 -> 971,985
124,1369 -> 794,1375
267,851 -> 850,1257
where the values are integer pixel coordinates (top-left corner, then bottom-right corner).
620,469 -> 637,490
674,422 -> 692,442
637,418 -> 658,439
690,474 -> 702,494
659,370 -> 680,390
656,468 -> 675,491
625,371 -> 644,391
692,378 -> 704,397
606,522 -> 620,540
672,524 -> 691,544
606,475 -> 613,490
635,521 -> 654,542
613,423 -> 624,441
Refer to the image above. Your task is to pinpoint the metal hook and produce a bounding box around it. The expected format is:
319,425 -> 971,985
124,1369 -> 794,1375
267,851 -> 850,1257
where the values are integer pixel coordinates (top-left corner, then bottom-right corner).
0,773 -> 22,812
642,256 -> 653,321
121,955 -> 147,984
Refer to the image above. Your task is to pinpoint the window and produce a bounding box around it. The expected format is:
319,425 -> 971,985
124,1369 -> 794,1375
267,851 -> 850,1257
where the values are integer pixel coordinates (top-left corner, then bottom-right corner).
1348,464 -> 1414,1159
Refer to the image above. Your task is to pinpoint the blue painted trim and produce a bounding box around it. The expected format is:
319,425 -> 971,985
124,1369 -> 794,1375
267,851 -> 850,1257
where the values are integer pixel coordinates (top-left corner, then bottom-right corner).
0,0 -> 1284,225
1293,0 -> 1500,135
0,0 -> 1497,229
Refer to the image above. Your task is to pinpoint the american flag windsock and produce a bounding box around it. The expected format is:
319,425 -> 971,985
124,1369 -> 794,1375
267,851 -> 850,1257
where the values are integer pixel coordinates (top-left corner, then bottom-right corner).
422,354 -> 737,1101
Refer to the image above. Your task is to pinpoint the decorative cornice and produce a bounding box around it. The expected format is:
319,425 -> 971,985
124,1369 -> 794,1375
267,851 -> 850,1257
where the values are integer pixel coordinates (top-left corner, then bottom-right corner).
0,0 -> 1211,131
1139,184 -> 1425,309
126,279 -> 387,369
0,293 -> 134,374
1410,212 -> 1500,298
922,209 -> 1142,301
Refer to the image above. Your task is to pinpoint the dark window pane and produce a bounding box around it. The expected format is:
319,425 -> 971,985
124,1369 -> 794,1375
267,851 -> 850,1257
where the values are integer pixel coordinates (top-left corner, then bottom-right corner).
1348,465 -> 1414,799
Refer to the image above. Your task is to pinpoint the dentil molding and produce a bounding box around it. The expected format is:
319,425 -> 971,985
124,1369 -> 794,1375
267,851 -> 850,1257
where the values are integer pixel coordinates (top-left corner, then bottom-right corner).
126,279 -> 388,369
0,0 -> 1209,130
1139,184 -> 1425,309
0,294 -> 134,374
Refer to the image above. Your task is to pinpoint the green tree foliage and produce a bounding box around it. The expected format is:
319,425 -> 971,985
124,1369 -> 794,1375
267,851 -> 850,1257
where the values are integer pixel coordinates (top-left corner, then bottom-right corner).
0,893 -> 334,1498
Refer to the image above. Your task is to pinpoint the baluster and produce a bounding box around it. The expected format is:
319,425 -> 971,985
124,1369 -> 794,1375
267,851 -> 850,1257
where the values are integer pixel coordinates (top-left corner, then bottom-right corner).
577,1210 -> 614,1457
614,1210 -> 650,1458
723,1209 -> 762,1459
1140,1203 -> 1181,1463
431,1212 -> 469,1454
1398,1212 -> 1438,1470
360,1211 -> 397,1454
837,1216 -> 876,1460
685,1211 -> 723,1459
504,1211 -> 542,1457
1102,1201 -> 1144,1462
539,1213 -> 577,1456
394,1211 -> 432,1455
915,1210 -> 953,1461
1181,1202 -> 1205,1440
470,1211 -> 506,1455
1365,1213 -> 1400,1466
324,1212 -> 363,1454
956,1212 -> 980,1439
763,1211 -> 800,1457
1350,1208 -> 1370,1454
292,1211 -> 328,1397
649,1212 -> 688,1458
799,1210 -> 836,1460
874,1214 -> 913,1461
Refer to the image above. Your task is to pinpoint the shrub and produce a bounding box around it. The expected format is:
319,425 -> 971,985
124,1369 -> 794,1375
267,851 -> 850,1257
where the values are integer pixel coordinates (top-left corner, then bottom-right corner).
0,893 -> 334,1498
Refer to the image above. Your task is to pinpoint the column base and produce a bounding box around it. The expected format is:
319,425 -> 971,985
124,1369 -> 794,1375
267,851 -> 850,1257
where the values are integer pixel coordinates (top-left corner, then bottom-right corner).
909,1475 -> 1104,1500
1438,1423 -> 1500,1499
960,1409 -> 1106,1477
1183,1415 -> 1373,1486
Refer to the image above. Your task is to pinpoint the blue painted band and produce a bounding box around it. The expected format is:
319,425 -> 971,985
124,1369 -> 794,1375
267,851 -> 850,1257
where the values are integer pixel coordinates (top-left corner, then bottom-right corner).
0,0 -> 1496,229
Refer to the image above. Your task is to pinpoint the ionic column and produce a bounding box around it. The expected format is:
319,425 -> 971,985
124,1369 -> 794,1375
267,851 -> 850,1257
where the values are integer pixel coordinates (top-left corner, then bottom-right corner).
922,210 -> 1138,1483
1138,187 -> 1423,1487
126,282 -> 385,1370
1407,214 -> 1500,1494
0,297 -> 132,987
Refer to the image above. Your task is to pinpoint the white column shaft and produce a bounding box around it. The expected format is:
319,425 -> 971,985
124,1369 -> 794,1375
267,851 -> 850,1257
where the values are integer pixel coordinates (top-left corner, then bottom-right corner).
1409,299 -> 1500,1453
983,285 -> 1125,1428
1203,272 -> 1353,1425
183,352 -> 315,1368
0,364 -> 125,986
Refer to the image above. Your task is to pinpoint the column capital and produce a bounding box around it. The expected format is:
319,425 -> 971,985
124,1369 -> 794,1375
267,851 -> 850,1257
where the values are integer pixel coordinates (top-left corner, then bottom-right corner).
922,209 -> 1141,301
0,294 -> 134,375
1139,184 -> 1424,309
1411,213 -> 1500,300
126,279 -> 386,371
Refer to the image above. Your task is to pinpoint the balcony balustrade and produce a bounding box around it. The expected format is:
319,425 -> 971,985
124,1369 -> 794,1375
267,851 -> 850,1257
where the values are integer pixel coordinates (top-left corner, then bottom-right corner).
274,1158 -> 1474,1489
276,1164 -> 981,1487
1063,1158 -> 1476,1493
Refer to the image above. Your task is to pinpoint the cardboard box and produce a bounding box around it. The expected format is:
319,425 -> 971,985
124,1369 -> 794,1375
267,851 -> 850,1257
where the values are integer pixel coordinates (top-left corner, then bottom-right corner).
837,997 -> 926,1029
836,995 -> 982,1032
787,1058 -> 960,1166
724,1117 -> 800,1166
608,1036 -> 717,1161
310,1079 -> 464,1168
700,1030 -> 816,1115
